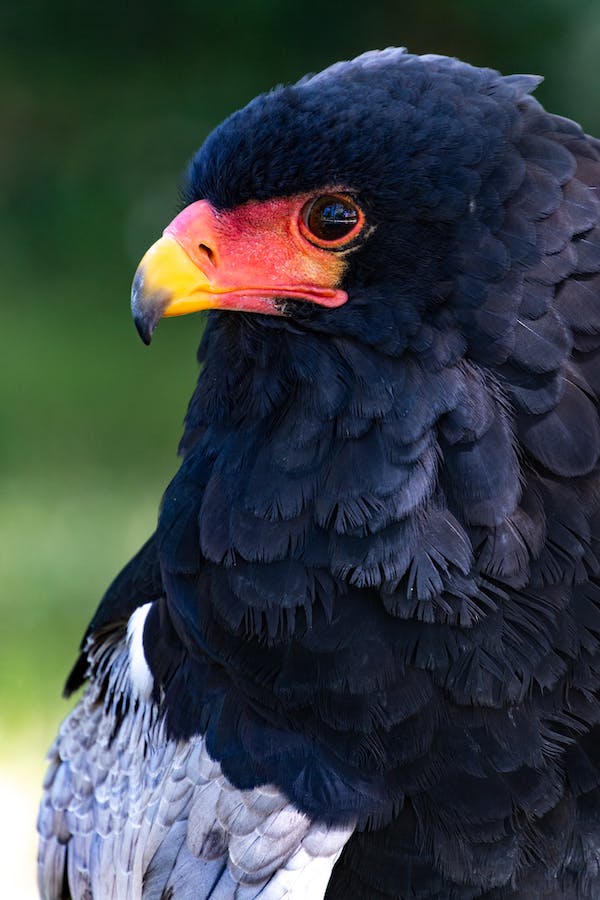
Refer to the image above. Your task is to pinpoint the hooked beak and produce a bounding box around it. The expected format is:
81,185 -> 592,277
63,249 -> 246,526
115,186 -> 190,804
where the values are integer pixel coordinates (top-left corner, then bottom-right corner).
131,234 -> 220,345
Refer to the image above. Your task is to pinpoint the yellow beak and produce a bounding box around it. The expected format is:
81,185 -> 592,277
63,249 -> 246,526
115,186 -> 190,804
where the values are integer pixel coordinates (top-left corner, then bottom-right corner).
131,234 -> 219,344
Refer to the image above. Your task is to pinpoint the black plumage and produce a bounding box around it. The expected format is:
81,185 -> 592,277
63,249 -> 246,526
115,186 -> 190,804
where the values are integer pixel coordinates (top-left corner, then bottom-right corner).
38,49 -> 600,898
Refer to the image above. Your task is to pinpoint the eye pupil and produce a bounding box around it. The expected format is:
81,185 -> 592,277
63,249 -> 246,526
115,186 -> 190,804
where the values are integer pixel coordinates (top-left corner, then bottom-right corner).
304,194 -> 360,243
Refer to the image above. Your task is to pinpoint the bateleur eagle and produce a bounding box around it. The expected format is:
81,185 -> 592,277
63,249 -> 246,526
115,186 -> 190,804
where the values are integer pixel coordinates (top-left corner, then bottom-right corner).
38,48 -> 600,899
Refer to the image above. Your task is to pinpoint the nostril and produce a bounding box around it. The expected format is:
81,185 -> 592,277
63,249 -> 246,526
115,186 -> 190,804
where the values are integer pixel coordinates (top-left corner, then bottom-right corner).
198,242 -> 215,265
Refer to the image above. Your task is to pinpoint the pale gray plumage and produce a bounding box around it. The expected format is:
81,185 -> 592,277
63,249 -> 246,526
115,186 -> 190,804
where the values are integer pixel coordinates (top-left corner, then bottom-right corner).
37,620 -> 353,899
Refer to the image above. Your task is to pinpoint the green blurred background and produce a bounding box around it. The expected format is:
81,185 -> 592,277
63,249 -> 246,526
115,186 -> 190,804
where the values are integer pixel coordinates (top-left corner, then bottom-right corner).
2,0 -> 600,893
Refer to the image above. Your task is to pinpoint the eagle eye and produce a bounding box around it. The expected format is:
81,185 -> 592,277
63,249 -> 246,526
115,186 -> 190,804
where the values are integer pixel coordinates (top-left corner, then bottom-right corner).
300,194 -> 363,247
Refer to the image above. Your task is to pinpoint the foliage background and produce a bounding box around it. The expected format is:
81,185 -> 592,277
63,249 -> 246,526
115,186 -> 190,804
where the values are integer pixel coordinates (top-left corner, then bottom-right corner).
2,0 -> 600,894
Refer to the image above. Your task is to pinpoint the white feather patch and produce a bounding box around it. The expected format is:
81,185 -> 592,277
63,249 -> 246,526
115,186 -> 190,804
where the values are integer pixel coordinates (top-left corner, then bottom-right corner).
126,602 -> 154,699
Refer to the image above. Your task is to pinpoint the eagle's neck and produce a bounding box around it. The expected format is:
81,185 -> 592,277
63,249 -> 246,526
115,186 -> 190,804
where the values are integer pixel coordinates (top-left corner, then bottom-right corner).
159,312 -> 500,635
179,313 -> 444,546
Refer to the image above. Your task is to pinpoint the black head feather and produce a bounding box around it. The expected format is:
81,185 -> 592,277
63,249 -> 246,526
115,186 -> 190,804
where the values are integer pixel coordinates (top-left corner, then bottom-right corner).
183,49 -> 546,349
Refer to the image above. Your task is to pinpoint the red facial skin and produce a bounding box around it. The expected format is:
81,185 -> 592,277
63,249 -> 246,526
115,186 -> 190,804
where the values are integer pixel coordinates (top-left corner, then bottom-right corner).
163,194 -> 356,314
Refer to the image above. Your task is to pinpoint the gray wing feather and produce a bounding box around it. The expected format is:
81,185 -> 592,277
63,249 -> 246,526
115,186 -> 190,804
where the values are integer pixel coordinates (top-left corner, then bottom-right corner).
37,835 -> 68,900
38,628 -> 353,899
